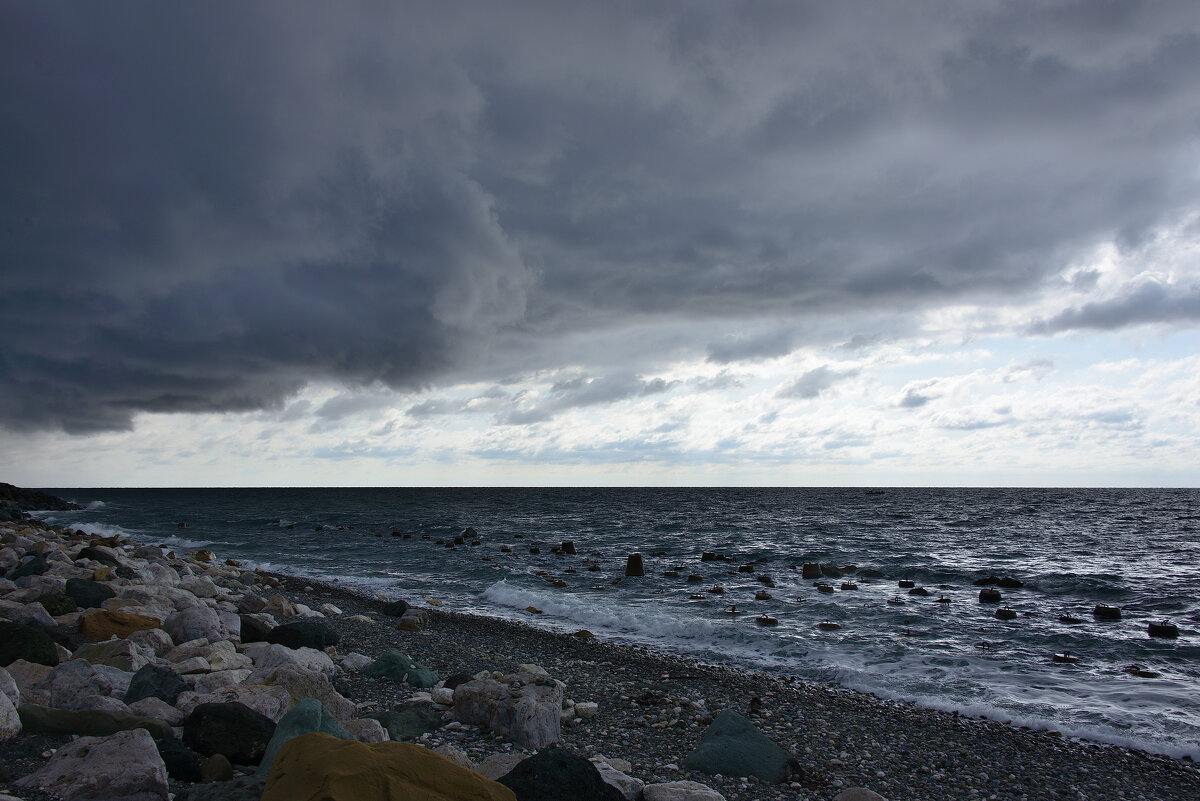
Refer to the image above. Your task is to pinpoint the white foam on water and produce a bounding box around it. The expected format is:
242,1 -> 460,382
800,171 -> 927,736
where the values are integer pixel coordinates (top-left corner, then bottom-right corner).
85,500 -> 106,510
56,521 -> 141,540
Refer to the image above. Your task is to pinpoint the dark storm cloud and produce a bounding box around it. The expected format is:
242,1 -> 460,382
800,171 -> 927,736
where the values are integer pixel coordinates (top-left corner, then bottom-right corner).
2,2 -> 1199,432
1030,281 -> 1200,334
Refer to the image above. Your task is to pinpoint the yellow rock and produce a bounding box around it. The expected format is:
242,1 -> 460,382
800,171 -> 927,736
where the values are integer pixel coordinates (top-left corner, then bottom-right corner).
194,549 -> 214,562
92,567 -> 114,581
262,733 -> 516,801
78,609 -> 162,640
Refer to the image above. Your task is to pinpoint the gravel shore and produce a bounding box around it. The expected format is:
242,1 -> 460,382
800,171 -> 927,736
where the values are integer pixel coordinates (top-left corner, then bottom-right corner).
274,574 -> 1199,801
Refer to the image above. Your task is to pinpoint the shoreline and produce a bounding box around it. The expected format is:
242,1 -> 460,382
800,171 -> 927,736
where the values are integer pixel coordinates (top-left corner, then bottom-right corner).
1,510 -> 1198,800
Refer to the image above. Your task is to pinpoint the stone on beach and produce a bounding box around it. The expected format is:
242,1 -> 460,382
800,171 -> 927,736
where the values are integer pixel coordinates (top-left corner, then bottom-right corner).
256,696 -> 351,776
73,637 -> 151,672
591,757 -> 645,800
834,788 -> 890,801
680,708 -> 794,783
156,735 -> 205,782
15,727 -> 169,801
643,781 -> 727,801
261,731 -> 517,801
363,649 -> 439,688
0,686 -> 19,741
266,618 -> 339,650
625,553 -> 645,577
183,701 -> 278,765
371,703 -> 443,741
497,745 -> 624,801
0,620 -> 59,666
165,603 -> 229,645
80,608 -> 162,640
453,670 -> 564,748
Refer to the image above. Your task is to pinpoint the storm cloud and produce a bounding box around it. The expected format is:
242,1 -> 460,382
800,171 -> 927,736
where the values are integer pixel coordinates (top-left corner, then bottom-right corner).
2,2 -> 1200,434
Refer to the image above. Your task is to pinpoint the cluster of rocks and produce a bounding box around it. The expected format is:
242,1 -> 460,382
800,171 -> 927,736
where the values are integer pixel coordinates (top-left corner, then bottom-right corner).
0,516 -> 852,801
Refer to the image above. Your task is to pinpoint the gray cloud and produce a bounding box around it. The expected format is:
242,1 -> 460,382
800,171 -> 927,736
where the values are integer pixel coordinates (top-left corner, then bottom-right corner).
2,2 -> 1199,432
777,366 -> 859,400
1030,281 -> 1200,334
499,373 -> 676,425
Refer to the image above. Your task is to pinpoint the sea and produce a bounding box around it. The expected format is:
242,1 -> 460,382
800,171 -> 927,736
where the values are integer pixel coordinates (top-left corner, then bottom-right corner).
31,487 -> 1200,760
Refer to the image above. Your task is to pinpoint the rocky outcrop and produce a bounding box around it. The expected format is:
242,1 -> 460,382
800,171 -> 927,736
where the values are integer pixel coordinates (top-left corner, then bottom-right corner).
15,727 -> 169,801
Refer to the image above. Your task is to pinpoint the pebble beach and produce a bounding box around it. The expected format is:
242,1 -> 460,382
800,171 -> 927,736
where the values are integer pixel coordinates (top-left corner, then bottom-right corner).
0,495 -> 1198,801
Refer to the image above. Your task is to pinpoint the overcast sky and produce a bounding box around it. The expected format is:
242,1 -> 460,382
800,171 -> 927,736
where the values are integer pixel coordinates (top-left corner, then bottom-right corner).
2,1 -> 1199,487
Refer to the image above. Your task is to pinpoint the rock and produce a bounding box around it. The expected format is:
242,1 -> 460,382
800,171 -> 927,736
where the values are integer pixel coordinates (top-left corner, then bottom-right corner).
201,753 -> 235,783
15,727 -> 169,801
820,563 -> 843,578
266,618 -> 339,650
262,594 -> 296,618
172,775 -> 266,801
260,732 -> 517,801
561,540 -> 577,554
497,745 -> 623,801
433,744 -> 475,770
340,652 -> 372,671
255,697 -> 352,777
0,665 -> 18,706
127,626 -> 174,656
363,649 -> 439,688
48,658 -> 116,709
0,689 -> 19,741
478,752 -> 526,780
190,668 -> 253,694
575,701 -> 599,719
239,613 -> 274,643
381,599 -> 410,617
241,642 -> 336,677
0,621 -> 58,666
7,554 -> 48,580
79,609 -> 162,640
5,659 -> 51,703
127,696 -> 186,725
17,703 -> 174,738
248,663 -> 356,722
183,702 -> 278,765
237,592 -> 267,614
37,592 -> 76,616
800,563 -> 822,579
454,672 -> 563,749
643,781 -> 727,801
834,789 -> 889,801
175,686 -> 292,723
156,736 -> 205,782
318,603 -> 342,616
73,638 -> 150,672
856,569 -> 884,578
432,686 -> 455,705
680,709 -> 793,783
625,553 -> 645,577
344,717 -> 389,743
165,604 -> 227,645
371,704 -> 443,741
592,758 -> 645,800
125,663 -> 191,705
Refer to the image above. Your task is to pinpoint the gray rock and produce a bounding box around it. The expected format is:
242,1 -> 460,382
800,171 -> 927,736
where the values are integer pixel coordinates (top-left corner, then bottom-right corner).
165,604 -> 227,645
453,671 -> 563,748
643,781 -> 727,801
834,790 -> 889,801
15,727 -> 169,800
362,649 -> 438,688
17,703 -> 175,738
370,703 -> 443,741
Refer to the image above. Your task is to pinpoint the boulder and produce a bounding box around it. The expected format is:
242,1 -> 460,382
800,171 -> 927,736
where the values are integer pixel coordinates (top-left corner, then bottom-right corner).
801,563 -> 822,579
175,685 -> 293,723
17,703 -> 175,738
834,789 -> 889,801
6,601 -> 57,628
241,642 -> 335,677
478,752 -> 526,780
201,753 -> 235,783
125,663 -> 190,705
820,563 -> 843,578
262,594 -> 296,618
165,604 -> 227,645
189,668 -> 253,694
15,727 -> 169,801
371,704 -> 443,741
381,599 -> 410,617
128,696 -> 186,725
497,745 -> 623,801
48,658 -> 116,709
79,609 -> 162,640
624,553 -> 645,577
453,671 -> 563,749
0,664 -> 18,705
240,613 -> 274,643
246,663 -> 356,722
7,554 -> 48,580
237,592 -> 268,614
256,697 -> 351,777
0,687 -> 20,741
37,591 -> 77,616
127,626 -> 175,656
5,658 -> 52,703
680,709 -> 793,783
73,638 -> 150,672
266,618 -> 339,650
591,758 -> 645,800
156,736 -> 205,782
260,732 -> 517,801
363,650 -> 439,688
0,620 -> 59,666
183,702 -> 277,765
643,781 -> 727,801
344,716 -> 389,743
340,652 -> 372,671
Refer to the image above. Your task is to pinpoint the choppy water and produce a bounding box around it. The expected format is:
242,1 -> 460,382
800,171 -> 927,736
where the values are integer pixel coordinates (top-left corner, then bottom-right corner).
35,487 -> 1200,759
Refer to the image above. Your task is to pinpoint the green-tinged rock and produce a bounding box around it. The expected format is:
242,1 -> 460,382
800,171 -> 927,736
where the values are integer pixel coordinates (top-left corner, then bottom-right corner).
261,732 -> 516,801
371,704 -> 443,742
680,709 -> 794,783
17,703 -> 175,739
256,698 -> 351,777
72,638 -> 145,671
0,621 -> 59,667
363,650 -> 438,688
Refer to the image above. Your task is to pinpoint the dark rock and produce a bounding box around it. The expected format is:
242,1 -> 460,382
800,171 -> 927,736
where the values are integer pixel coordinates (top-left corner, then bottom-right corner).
801,563 -> 823,579
701,551 -> 718,562
0,621 -> 59,666
125,663 -> 190,705
1094,604 -> 1122,621
978,588 -> 1002,603
561,541 -> 577,555
498,745 -> 624,801
18,704 -> 175,738
76,546 -> 119,566
997,576 -> 1024,588
856,569 -> 884,579
184,702 -> 278,765
972,575 -> 1000,586
381,599 -> 411,617
202,754 -> 235,783
239,614 -> 272,644
0,483 -> 81,511
819,563 -> 843,578
363,650 -> 438,688
442,672 -> 474,690
739,564 -> 755,573
157,736 -> 205,782
7,554 -> 48,580
370,704 -> 443,741
898,579 -> 915,588
64,577 -> 116,609
37,592 -> 76,616
908,586 -> 931,596
680,709 -> 795,783
624,553 -> 645,577
266,619 -> 339,650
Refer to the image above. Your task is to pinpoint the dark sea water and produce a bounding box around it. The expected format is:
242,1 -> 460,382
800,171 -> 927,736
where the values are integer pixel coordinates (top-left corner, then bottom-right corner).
35,487 -> 1200,758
